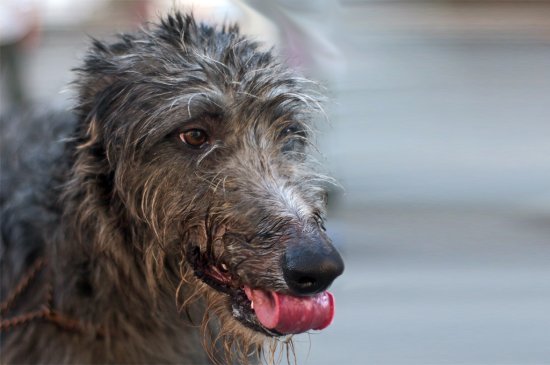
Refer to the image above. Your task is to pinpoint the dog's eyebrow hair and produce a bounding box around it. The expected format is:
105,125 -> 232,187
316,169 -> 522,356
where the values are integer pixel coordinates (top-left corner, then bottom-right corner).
179,112 -> 224,127
166,92 -> 224,120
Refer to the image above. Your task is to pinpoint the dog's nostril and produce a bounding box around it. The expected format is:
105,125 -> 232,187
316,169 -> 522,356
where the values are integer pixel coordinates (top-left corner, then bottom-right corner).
294,276 -> 317,291
297,276 -> 315,286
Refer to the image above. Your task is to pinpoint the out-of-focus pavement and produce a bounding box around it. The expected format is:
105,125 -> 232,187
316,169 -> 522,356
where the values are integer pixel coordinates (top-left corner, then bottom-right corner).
2,1 -> 550,364
310,2 -> 550,364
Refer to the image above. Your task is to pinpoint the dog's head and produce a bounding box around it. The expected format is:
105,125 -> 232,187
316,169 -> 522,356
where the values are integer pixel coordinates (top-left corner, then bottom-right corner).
72,12 -> 343,361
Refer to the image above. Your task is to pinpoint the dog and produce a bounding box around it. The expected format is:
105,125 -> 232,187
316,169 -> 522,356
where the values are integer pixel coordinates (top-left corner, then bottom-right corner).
0,12 -> 344,364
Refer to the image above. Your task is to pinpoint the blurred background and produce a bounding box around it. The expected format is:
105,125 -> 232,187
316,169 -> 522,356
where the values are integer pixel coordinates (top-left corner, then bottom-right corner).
1,0 -> 549,364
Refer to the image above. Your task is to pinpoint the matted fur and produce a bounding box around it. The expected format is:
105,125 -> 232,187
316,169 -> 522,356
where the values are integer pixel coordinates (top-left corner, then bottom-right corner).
0,12 -> 340,364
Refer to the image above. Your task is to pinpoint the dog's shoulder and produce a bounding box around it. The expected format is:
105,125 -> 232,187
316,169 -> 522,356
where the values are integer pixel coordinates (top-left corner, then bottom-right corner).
0,109 -> 75,279
1,109 -> 75,196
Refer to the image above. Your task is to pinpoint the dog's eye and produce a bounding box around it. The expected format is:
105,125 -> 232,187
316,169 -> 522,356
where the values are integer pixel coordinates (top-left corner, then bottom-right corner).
280,124 -> 307,153
180,129 -> 209,147
280,125 -> 303,138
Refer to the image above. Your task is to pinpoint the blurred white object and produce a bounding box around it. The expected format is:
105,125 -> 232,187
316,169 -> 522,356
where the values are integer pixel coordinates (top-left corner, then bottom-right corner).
40,0 -> 108,27
152,0 -> 346,84
0,0 -> 37,44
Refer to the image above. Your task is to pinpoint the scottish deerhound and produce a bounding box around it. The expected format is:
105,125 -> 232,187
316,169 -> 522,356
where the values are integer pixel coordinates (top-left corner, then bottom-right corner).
0,12 -> 344,364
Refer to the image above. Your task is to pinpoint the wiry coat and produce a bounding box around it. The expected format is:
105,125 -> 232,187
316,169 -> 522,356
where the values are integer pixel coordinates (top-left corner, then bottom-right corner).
0,13 -> 338,364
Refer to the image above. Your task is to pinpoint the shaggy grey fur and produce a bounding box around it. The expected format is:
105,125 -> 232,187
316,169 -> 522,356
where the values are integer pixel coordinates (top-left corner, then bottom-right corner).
0,12 -> 343,364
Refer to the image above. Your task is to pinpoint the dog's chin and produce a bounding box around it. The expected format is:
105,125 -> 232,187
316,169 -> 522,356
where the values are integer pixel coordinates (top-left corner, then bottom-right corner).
186,247 -> 282,337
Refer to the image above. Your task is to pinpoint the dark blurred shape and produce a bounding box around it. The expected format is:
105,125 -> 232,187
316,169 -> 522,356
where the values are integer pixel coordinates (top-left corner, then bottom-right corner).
0,1 -> 41,110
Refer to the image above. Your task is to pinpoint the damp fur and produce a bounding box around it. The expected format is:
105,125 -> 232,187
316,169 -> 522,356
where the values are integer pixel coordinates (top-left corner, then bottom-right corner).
0,12 -> 339,364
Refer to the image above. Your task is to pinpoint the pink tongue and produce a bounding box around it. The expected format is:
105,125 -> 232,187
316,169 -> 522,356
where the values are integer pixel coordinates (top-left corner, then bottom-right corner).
243,287 -> 335,334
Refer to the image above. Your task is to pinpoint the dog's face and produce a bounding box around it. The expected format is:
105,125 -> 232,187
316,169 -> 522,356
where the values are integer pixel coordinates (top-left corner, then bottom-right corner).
75,13 -> 343,347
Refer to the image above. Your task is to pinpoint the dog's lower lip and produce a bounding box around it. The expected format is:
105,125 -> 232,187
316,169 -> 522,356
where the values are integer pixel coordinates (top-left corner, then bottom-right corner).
187,249 -> 235,292
207,265 -> 232,285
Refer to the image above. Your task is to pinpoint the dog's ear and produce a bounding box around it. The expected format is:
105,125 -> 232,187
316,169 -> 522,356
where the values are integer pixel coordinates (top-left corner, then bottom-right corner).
72,37 -> 138,165
73,38 -> 132,121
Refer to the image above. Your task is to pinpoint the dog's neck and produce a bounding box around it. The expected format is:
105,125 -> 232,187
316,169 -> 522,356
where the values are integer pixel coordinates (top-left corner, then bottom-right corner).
49,146 -> 190,336
49,196 -> 220,362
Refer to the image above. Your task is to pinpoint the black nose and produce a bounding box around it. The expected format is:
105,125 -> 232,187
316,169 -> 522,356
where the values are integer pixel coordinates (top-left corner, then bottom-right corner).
282,231 -> 344,296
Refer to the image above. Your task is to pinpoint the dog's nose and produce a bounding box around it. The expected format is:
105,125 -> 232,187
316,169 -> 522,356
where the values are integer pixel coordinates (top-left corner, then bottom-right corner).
282,233 -> 344,296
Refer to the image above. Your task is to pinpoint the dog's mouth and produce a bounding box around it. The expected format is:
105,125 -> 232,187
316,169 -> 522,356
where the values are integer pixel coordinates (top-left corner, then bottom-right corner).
187,247 -> 335,336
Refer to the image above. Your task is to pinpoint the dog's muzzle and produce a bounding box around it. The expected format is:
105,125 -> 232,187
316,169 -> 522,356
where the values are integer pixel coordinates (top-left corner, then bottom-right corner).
242,229 -> 344,334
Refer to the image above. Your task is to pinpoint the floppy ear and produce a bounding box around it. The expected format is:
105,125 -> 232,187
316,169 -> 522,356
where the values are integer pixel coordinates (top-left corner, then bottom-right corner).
72,37 -> 140,168
73,38 -> 128,122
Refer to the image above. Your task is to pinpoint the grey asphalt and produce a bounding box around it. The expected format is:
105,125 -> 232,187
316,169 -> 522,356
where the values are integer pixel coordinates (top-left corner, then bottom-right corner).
3,2 -> 550,364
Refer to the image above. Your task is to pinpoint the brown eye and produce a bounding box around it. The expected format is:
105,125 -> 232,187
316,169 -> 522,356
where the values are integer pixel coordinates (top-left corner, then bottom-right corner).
179,129 -> 208,147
